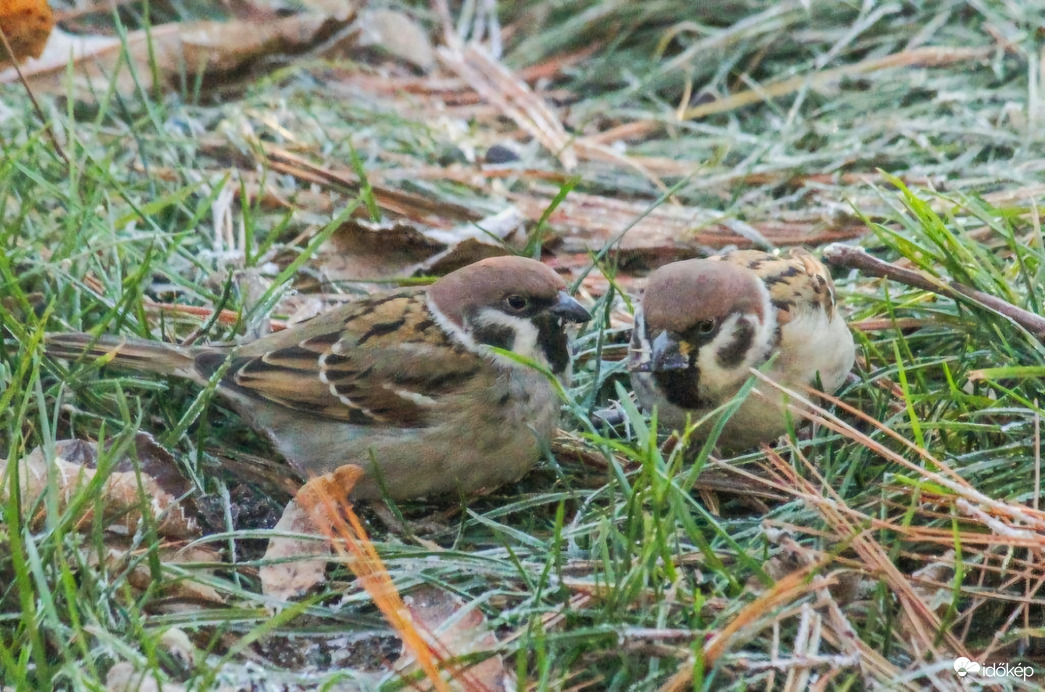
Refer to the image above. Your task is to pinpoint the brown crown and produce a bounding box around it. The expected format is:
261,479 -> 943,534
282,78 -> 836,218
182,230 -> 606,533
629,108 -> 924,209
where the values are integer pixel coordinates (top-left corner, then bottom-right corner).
642,259 -> 764,332
428,256 -> 567,326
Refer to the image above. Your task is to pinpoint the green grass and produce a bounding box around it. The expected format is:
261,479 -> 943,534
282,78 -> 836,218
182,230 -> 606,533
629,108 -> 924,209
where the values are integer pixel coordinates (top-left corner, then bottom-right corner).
3,0 -> 1045,689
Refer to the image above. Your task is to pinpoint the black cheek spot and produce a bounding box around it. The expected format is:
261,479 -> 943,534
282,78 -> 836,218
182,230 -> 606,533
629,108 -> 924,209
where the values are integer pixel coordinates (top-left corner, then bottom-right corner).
716,318 -> 755,369
473,323 -> 516,351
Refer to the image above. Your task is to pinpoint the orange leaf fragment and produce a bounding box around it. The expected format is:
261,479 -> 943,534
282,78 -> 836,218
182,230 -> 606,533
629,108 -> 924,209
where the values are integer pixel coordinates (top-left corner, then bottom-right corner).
297,464 -> 452,691
0,0 -> 54,64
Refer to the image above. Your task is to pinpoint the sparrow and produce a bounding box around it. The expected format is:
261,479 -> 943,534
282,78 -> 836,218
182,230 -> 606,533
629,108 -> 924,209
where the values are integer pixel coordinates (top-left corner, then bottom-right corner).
47,256 -> 591,500
628,248 -> 855,450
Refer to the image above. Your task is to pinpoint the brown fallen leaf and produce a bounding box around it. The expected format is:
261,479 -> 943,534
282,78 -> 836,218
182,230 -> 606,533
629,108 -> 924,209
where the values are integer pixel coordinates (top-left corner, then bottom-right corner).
1,435 -> 222,620
260,497 -> 332,602
510,189 -> 867,267
318,218 -> 447,286
396,585 -> 515,692
349,8 -> 434,72
421,237 -> 511,276
418,207 -> 526,275
312,208 -> 524,291
0,11 -> 355,98
0,0 -> 53,65
95,542 -> 225,608
0,435 -> 201,539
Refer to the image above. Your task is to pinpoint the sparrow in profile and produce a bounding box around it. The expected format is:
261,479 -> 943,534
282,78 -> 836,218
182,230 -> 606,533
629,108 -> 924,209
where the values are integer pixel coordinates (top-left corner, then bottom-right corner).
628,249 -> 855,450
47,256 -> 591,500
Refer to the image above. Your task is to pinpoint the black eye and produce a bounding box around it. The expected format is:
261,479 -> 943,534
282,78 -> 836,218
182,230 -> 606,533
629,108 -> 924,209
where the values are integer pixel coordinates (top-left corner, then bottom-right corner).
505,295 -> 530,312
694,319 -> 716,335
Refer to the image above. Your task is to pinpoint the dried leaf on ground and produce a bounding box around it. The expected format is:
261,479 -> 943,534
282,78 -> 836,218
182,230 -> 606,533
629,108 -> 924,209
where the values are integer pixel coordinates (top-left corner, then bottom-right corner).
0,12 -> 355,97
107,629 -> 230,692
0,436 -> 222,615
349,8 -> 434,72
422,236 -> 511,276
318,219 -> 448,285
419,207 -> 527,274
94,543 -> 224,607
311,208 -> 524,292
512,190 -> 865,267
395,585 -> 515,692
0,434 -> 200,539
260,463 -> 367,603
260,497 -> 331,602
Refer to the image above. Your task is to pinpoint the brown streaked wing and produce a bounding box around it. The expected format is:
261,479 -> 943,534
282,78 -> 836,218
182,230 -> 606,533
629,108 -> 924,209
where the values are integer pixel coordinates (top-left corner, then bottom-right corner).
715,249 -> 837,325
199,289 -> 478,427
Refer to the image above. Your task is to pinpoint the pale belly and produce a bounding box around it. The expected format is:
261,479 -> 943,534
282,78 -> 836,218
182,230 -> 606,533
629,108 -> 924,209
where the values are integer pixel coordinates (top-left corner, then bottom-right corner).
229,365 -> 561,500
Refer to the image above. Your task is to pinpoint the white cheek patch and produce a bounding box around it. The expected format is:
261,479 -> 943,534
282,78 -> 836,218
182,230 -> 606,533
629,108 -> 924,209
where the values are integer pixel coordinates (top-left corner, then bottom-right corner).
697,313 -> 743,393
472,307 -> 544,363
697,307 -> 777,394
428,293 -> 548,367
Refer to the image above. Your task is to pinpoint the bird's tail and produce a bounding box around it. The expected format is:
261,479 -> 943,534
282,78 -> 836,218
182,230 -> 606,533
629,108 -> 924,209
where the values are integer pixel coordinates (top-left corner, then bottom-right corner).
45,332 -> 199,380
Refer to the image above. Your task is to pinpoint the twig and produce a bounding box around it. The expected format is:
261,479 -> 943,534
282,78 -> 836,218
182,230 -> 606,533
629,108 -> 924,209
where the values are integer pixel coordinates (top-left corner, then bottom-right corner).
823,244 -> 1045,343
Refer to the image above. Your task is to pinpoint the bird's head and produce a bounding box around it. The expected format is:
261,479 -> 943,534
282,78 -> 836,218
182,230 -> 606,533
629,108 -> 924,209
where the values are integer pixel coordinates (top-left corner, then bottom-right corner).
631,258 -> 775,407
428,256 -> 592,375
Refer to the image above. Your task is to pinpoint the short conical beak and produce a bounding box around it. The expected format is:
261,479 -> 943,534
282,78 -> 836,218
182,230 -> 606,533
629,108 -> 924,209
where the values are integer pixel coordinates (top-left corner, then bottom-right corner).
550,291 -> 592,323
651,331 -> 688,371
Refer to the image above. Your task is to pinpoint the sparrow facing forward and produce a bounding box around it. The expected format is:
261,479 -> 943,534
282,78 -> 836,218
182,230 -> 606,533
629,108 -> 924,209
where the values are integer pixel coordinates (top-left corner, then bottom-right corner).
47,256 -> 591,500
628,249 -> 855,450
